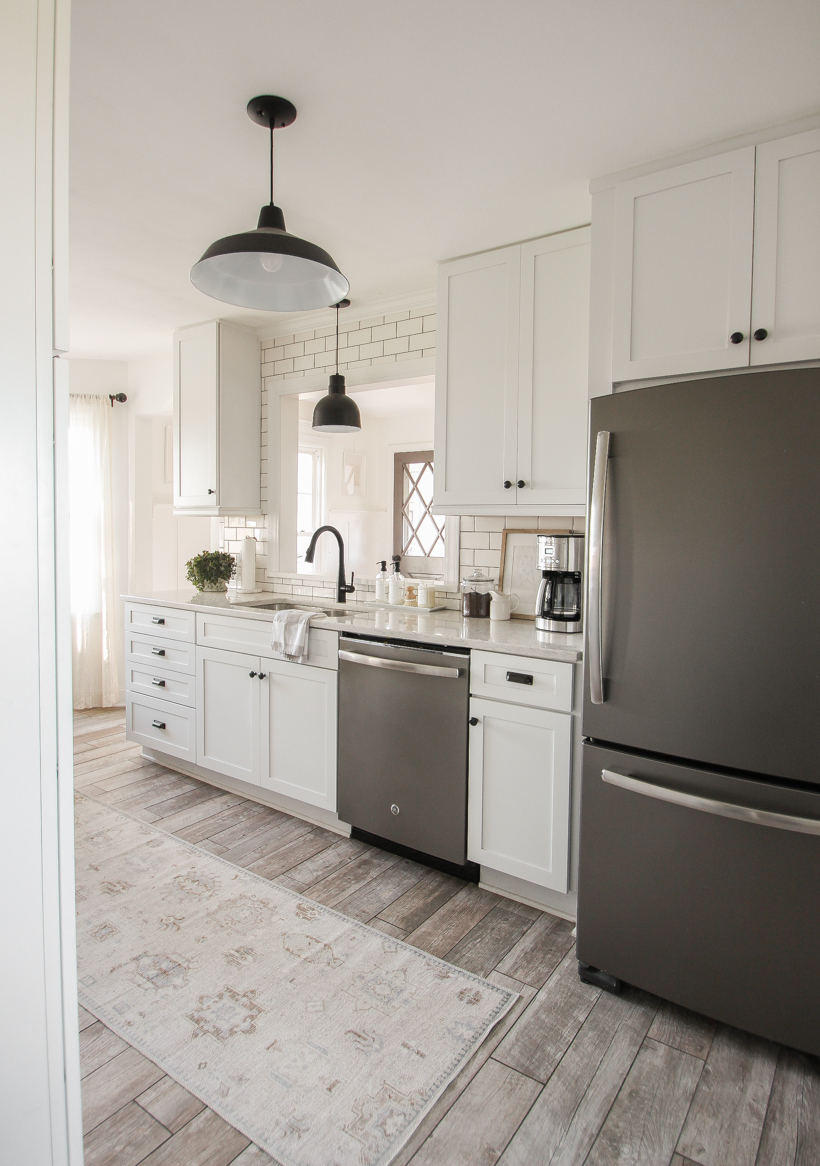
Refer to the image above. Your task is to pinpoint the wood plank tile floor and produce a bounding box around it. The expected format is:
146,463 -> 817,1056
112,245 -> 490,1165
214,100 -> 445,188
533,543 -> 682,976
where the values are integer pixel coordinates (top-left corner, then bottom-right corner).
73,707 -> 820,1166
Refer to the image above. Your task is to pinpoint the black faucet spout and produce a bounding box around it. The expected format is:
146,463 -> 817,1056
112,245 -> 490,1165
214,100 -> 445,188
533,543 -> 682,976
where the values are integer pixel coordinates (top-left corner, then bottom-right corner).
303,525 -> 355,603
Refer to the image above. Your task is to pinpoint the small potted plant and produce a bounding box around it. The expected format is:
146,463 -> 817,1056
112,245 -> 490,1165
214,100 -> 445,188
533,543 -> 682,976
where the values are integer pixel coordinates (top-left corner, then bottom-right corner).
185,550 -> 236,593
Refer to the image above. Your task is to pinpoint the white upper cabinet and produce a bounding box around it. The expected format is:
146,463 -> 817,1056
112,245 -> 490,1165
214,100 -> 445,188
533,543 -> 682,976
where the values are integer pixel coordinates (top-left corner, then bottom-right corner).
434,246 -> 520,509
751,129 -> 820,365
612,149 -> 756,382
597,125 -> 820,388
435,227 -> 590,515
174,320 -> 261,515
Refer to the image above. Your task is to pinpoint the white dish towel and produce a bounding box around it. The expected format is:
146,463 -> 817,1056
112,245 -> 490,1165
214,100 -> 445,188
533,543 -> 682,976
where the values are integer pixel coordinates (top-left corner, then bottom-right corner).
270,609 -> 313,662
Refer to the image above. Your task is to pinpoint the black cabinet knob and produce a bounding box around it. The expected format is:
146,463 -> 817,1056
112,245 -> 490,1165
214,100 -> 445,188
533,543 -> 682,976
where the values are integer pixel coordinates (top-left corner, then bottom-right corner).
249,670 -> 257,677
729,332 -> 744,345
503,480 -> 513,489
258,672 -> 266,679
517,480 -> 525,488
207,488 -> 215,494
753,328 -> 768,341
469,716 -> 479,726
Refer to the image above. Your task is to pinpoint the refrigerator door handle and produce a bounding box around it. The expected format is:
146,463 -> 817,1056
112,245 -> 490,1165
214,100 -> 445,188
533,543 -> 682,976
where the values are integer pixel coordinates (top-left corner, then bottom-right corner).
589,430 -> 611,704
602,768 -> 820,836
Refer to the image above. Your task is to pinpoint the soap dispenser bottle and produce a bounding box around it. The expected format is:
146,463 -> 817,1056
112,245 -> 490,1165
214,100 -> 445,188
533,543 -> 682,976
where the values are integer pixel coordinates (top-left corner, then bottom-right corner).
388,556 -> 405,605
374,561 -> 389,602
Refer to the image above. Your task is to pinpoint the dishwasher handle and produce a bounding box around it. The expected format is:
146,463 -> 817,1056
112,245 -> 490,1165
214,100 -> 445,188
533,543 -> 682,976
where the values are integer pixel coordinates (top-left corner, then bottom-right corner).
339,649 -> 462,679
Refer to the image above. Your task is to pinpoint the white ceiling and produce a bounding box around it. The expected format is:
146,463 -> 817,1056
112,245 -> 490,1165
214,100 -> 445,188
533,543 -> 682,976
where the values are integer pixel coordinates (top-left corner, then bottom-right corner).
69,0 -> 820,359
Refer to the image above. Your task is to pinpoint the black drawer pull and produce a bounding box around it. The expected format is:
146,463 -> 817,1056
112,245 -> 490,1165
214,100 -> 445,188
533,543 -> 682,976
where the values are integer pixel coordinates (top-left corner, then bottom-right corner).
151,616 -> 165,625
151,720 -> 166,730
151,678 -> 166,687
506,671 -> 533,685
151,647 -> 166,656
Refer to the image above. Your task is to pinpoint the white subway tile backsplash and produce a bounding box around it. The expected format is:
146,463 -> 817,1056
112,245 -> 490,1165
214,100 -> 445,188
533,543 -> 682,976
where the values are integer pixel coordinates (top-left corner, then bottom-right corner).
397,317 -> 424,337
358,316 -> 385,330
304,336 -> 326,355
359,341 -> 384,360
474,549 -> 501,569
461,531 -> 490,550
503,515 -> 540,529
474,516 -> 506,532
371,322 -> 397,342
347,328 -> 372,346
283,341 -> 305,358
274,357 -> 294,375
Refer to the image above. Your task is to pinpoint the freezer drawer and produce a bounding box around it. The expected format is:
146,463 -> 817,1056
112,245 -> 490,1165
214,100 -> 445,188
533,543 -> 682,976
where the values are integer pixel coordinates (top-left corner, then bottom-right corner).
577,741 -> 820,1054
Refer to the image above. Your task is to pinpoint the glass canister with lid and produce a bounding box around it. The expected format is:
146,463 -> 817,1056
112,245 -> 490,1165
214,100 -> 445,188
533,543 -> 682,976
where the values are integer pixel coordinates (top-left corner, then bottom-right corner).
461,568 -> 492,618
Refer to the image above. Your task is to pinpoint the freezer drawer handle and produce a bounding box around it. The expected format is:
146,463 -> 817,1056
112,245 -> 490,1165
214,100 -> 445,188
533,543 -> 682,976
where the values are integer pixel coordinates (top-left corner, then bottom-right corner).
506,671 -> 533,685
338,649 -> 461,679
589,430 -> 611,704
151,720 -> 166,730
602,769 -> 820,837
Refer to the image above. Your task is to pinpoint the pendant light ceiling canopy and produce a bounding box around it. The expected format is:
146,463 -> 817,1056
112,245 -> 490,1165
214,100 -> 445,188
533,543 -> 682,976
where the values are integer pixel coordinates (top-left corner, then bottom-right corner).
190,96 -> 349,313
312,299 -> 361,433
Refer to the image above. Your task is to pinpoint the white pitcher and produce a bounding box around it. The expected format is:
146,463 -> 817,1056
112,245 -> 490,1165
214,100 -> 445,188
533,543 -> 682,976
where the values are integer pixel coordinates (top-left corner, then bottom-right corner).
489,589 -> 520,620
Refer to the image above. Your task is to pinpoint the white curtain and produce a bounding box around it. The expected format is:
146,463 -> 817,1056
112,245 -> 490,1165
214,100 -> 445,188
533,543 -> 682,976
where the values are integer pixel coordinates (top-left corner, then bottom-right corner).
68,394 -> 120,708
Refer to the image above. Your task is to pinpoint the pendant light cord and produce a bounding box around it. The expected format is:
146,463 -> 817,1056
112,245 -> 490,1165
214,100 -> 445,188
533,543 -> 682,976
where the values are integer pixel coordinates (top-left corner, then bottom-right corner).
335,303 -> 340,374
269,123 -> 274,205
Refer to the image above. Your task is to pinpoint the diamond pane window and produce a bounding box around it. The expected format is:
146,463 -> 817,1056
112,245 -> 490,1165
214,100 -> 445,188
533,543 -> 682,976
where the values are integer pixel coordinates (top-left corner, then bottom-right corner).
393,451 -> 444,577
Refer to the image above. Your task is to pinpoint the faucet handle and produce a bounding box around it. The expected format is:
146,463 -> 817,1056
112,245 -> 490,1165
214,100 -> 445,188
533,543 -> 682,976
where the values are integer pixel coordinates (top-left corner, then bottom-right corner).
344,572 -> 355,594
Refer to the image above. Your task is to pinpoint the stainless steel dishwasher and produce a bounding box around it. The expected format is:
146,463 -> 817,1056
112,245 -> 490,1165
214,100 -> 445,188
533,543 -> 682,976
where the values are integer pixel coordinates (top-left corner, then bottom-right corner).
337,635 -> 475,875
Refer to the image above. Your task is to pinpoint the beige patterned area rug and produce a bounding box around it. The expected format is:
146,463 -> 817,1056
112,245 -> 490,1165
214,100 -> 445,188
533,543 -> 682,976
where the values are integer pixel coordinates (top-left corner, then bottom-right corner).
74,793 -> 516,1166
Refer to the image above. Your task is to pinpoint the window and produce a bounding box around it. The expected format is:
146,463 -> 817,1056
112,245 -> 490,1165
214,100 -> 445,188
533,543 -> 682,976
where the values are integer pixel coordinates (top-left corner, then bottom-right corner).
393,450 -> 445,578
296,446 -> 324,573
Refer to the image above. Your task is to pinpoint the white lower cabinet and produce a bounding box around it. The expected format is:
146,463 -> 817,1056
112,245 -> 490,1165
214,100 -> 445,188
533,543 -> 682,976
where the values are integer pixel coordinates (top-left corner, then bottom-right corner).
261,660 -> 337,812
126,692 -> 196,763
196,646 -> 263,785
468,695 -> 572,892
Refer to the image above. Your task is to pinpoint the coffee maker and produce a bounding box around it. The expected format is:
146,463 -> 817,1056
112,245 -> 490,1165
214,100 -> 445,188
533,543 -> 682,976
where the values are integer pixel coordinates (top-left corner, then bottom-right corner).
535,533 -> 584,633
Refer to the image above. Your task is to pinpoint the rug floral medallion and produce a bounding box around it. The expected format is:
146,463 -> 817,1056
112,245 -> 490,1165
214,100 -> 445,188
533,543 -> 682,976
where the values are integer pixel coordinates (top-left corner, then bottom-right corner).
74,793 -> 517,1166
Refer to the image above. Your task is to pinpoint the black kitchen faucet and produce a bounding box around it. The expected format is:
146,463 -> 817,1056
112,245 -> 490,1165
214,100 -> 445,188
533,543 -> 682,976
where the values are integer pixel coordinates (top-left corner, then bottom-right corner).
303,525 -> 355,603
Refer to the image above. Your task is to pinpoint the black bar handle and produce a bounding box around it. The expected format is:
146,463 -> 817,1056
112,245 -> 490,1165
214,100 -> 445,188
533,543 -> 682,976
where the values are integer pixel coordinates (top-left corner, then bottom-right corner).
151,647 -> 166,656
151,616 -> 165,625
151,720 -> 166,730
506,670 -> 534,685
151,678 -> 166,687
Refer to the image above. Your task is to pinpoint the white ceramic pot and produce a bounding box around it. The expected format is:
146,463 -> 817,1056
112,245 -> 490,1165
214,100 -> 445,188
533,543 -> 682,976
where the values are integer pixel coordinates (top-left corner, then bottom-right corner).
199,580 -> 228,593
489,590 -> 520,620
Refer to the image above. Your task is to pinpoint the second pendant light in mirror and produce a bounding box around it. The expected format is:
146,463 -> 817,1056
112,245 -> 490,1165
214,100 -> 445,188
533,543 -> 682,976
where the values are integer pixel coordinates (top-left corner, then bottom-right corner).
312,300 -> 362,433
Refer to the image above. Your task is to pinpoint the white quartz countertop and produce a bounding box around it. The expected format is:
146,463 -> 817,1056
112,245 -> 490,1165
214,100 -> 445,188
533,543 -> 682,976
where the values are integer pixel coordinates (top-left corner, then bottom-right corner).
122,590 -> 584,663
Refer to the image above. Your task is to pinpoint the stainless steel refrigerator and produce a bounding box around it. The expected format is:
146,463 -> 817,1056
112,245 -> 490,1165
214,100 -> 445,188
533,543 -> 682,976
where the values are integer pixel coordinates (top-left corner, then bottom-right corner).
578,368 -> 820,1055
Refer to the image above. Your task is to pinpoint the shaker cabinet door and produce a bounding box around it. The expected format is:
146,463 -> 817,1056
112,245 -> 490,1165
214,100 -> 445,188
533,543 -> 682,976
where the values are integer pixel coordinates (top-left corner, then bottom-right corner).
612,148 -> 755,382
434,246 -> 520,508
196,645 -> 262,784
174,322 -> 218,509
517,229 -> 590,509
468,696 -> 571,891
261,660 -> 337,812
751,128 -> 820,366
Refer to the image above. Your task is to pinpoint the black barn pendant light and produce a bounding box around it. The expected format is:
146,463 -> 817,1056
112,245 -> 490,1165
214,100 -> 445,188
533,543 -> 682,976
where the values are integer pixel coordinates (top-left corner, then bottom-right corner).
312,300 -> 361,433
190,96 -> 349,312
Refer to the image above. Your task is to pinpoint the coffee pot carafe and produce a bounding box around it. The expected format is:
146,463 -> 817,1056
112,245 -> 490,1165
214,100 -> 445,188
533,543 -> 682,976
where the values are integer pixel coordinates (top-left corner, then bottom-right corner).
535,533 -> 584,633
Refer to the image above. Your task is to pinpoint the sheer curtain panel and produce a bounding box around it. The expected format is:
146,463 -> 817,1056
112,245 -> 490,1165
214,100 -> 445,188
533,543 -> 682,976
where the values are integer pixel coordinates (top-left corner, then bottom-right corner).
69,394 -> 120,708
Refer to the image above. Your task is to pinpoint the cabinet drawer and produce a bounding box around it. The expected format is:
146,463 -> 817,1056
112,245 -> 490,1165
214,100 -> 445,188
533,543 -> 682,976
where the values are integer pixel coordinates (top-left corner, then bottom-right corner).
125,602 -> 196,642
126,663 -> 195,707
126,633 -> 196,675
470,650 -> 573,712
125,693 -> 196,761
196,613 -> 339,670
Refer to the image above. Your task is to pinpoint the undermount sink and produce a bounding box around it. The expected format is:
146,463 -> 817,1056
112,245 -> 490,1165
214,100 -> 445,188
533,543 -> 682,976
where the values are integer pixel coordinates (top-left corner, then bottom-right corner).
240,601 -> 336,617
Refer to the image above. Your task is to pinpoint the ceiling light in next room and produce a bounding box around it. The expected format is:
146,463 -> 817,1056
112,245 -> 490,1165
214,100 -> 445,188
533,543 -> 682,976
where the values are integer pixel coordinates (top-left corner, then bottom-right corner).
190,95 -> 349,312
312,299 -> 362,433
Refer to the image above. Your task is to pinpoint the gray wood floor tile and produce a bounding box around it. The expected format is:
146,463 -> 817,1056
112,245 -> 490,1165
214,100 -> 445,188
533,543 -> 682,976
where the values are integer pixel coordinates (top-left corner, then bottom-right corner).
227,1145 -> 277,1165
648,1000 -> 718,1060
78,1004 -> 97,1031
173,800 -> 262,844
79,1020 -> 130,1077
82,1045 -> 165,1133
274,835 -> 366,893
204,806 -> 285,849
377,868 -> 464,933
74,741 -> 144,774
498,987 -> 657,1166
83,1099 -> 170,1166
217,815 -> 311,865
94,763 -> 167,792
305,846 -> 400,907
670,1156 -> 706,1165
494,948 -> 601,1083
367,917 -> 408,940
585,1036 -> 704,1166
409,1058 -> 541,1166
333,856 -> 428,922
151,793 -> 246,834
246,827 -> 337,880
755,1046 -> 820,1166
676,1024 -> 779,1166
137,1107 -> 250,1166
137,1074 -> 207,1134
444,902 -> 538,978
75,756 -> 150,785
404,884 -> 500,958
495,912 -> 576,990
149,784 -> 230,820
